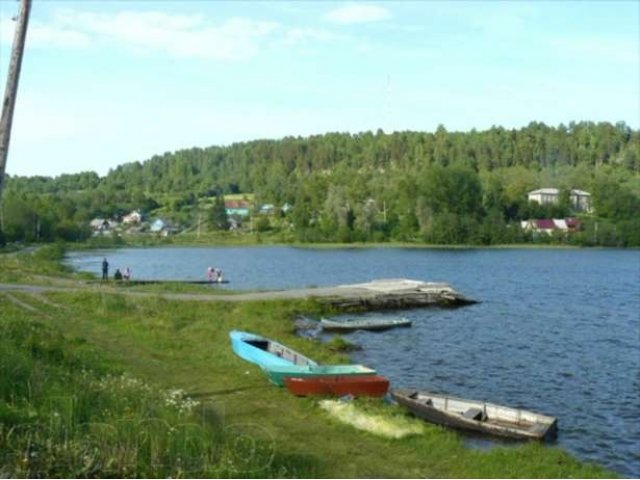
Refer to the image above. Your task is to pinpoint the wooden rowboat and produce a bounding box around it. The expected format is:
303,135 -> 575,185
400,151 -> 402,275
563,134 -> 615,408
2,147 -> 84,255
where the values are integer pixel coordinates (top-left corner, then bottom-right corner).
229,330 -> 317,369
285,375 -> 390,397
264,364 -> 377,387
320,316 -> 412,332
392,389 -> 558,441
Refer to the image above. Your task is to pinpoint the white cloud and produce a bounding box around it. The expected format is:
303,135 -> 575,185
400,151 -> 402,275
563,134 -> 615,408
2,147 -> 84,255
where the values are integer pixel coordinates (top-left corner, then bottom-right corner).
58,10 -> 281,61
5,9 -> 299,61
1,16 -> 90,49
324,4 -> 391,25
3,8 -> 347,62
29,23 -> 92,49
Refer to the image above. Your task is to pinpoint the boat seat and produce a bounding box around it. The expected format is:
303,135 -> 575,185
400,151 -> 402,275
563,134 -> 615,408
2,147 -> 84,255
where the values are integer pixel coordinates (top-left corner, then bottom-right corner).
462,408 -> 487,421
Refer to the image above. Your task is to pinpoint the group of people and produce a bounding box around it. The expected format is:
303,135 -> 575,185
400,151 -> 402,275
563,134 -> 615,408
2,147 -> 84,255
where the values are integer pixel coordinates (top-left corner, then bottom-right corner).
101,258 -> 131,282
102,258 -> 222,284
207,266 -> 223,283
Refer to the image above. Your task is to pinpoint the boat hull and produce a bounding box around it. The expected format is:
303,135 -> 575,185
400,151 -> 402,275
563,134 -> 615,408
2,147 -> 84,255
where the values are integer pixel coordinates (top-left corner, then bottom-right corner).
264,364 -> 377,387
392,389 -> 558,441
320,317 -> 412,332
229,330 -> 317,369
285,375 -> 390,397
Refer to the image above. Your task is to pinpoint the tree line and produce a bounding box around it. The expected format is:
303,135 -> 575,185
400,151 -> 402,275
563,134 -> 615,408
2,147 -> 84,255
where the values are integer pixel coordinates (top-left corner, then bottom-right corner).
2,121 -> 639,246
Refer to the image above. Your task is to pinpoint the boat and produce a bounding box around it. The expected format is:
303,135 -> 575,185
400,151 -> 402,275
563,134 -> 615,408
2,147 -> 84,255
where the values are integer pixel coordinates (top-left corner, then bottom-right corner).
320,316 -> 412,332
229,330 -> 317,369
284,375 -> 390,397
391,389 -> 558,441
264,364 -> 377,387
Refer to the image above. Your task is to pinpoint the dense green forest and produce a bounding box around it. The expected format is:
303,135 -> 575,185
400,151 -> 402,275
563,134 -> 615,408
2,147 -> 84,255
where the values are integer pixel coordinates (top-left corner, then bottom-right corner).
2,121 -> 639,246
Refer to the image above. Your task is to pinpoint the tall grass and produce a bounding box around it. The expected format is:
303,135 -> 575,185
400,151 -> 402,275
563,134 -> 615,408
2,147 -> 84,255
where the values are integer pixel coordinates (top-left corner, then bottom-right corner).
0,244 -> 70,282
0,309 -> 320,478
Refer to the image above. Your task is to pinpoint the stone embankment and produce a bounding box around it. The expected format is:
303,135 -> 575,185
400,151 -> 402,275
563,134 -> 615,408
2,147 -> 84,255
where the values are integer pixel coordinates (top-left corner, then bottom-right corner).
304,278 -> 476,309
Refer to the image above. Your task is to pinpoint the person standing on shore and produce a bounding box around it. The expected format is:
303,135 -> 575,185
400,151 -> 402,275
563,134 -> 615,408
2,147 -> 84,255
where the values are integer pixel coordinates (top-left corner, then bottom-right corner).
102,258 -> 109,281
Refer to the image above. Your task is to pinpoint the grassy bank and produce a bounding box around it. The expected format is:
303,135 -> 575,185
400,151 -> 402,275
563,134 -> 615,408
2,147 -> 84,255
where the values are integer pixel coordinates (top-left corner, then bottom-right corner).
0,247 -> 615,478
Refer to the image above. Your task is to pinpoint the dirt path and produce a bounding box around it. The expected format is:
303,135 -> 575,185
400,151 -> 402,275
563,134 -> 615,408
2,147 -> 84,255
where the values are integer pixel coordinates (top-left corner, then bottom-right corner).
0,281 -> 359,302
0,278 -> 476,309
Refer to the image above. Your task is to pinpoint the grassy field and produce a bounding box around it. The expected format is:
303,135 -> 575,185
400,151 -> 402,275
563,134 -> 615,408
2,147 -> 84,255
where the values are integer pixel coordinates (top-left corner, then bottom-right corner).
0,246 -> 615,478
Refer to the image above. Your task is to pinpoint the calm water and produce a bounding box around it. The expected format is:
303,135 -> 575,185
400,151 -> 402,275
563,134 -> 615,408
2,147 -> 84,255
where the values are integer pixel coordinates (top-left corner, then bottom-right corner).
65,246 -> 640,477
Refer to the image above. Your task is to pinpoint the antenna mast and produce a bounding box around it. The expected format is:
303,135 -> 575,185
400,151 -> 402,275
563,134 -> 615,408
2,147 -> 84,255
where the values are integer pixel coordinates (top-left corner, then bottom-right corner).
385,74 -> 392,133
0,0 -> 32,202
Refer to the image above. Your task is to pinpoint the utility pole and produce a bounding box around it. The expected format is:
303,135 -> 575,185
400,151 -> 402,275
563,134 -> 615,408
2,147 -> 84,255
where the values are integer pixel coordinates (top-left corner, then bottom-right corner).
0,0 -> 32,202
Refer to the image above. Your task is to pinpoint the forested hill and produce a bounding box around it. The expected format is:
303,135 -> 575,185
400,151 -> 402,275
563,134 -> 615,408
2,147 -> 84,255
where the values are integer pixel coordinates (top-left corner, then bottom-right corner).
3,121 -> 640,246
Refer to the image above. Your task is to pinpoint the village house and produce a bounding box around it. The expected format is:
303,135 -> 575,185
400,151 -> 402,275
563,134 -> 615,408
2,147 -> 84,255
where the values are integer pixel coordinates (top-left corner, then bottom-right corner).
259,203 -> 275,215
259,203 -> 293,215
527,188 -> 593,213
122,210 -> 143,225
569,189 -> 593,212
149,218 -> 176,236
225,200 -> 252,217
89,218 -> 118,235
520,218 -> 581,235
89,218 -> 109,232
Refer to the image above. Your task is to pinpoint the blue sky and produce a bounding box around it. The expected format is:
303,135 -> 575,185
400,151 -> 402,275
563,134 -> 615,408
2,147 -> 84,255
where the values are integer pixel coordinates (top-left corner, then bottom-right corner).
1,1 -> 638,177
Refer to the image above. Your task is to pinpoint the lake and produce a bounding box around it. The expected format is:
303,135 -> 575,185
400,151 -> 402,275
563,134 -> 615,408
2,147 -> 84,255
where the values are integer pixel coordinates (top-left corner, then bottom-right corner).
65,246 -> 640,477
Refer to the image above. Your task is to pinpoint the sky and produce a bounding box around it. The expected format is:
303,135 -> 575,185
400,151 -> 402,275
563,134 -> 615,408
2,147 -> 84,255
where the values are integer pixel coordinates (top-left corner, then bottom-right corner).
0,1 -> 638,178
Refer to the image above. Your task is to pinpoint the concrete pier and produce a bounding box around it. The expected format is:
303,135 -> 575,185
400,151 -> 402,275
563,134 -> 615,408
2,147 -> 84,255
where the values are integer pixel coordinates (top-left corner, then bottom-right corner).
214,278 -> 477,310
313,278 -> 477,310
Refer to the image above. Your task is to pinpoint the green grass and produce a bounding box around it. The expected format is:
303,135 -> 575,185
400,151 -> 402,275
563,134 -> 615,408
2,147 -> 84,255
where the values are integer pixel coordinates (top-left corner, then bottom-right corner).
0,244 -> 71,283
0,248 -> 617,478
0,300 -> 323,478
84,280 -> 244,295
325,335 -> 362,353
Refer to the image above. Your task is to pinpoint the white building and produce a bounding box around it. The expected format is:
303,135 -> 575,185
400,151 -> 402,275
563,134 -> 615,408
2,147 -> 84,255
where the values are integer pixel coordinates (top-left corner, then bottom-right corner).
122,210 -> 143,225
527,188 -> 592,213
520,218 -> 581,235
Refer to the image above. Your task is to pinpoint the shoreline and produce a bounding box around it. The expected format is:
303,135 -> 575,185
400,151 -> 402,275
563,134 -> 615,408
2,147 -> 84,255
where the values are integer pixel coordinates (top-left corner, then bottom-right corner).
71,238 -> 610,251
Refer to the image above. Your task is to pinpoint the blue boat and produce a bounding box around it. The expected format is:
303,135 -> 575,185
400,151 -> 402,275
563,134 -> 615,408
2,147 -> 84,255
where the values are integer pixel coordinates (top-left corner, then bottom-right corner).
229,330 -> 318,369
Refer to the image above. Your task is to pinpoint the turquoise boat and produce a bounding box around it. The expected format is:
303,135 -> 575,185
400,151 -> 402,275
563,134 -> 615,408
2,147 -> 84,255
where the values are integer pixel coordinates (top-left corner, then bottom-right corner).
229,330 -> 317,369
264,364 -> 377,387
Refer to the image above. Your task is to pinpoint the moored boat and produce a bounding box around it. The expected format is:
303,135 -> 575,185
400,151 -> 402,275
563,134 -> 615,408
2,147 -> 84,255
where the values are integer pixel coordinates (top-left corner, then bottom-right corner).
391,389 -> 558,441
229,330 -> 317,369
320,316 -> 412,332
264,364 -> 377,387
285,375 -> 390,397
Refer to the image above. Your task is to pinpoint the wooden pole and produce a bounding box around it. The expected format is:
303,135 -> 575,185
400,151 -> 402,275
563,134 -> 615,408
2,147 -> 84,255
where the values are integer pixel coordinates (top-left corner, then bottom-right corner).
0,0 -> 32,202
